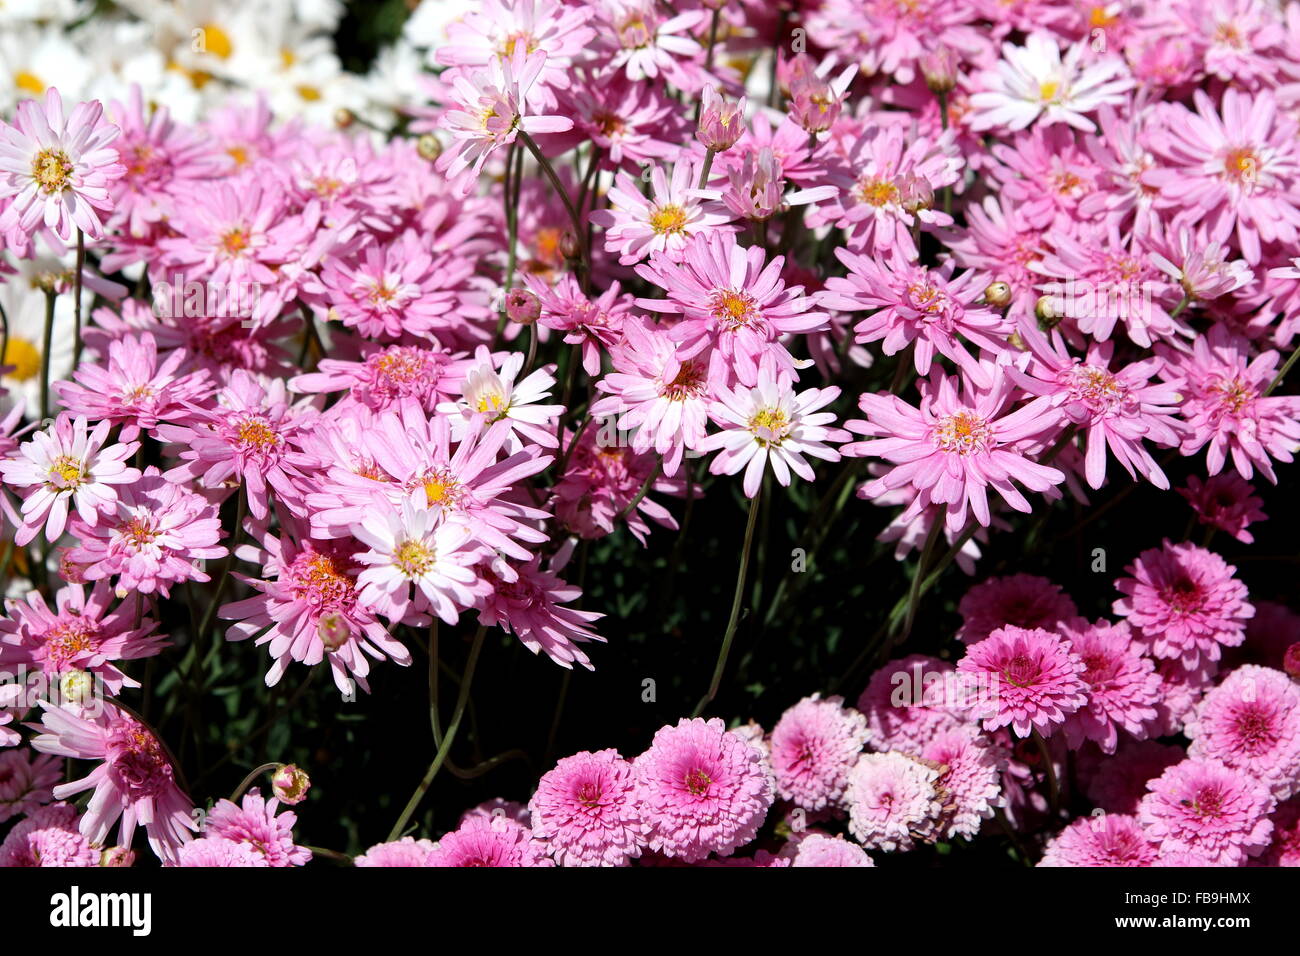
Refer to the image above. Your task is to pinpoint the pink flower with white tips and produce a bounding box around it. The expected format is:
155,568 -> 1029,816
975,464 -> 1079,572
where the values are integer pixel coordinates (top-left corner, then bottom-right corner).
437,49 -> 575,191
591,159 -> 733,266
436,345 -> 565,451
0,87 -> 124,241
844,371 -> 1065,535
697,371 -> 848,498
0,414 -> 140,547
29,702 -> 195,864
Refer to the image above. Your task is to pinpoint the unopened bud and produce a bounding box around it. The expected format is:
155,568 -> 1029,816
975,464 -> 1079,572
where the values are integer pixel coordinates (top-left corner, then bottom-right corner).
504,287 -> 541,325
59,670 -> 95,705
1285,642 -> 1300,680
919,47 -> 959,94
334,108 -> 355,129
897,172 -> 933,213
1035,294 -> 1062,329
558,229 -> 580,261
983,281 -> 1012,309
272,764 -> 312,805
100,846 -> 136,867
416,133 -> 442,162
697,86 -> 746,152
317,613 -> 349,652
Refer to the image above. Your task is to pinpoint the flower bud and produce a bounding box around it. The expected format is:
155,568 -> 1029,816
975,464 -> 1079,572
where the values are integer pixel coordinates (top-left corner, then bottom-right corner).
983,281 -> 1012,309
505,287 -> 541,325
558,229 -> 580,261
1285,642 -> 1300,680
101,846 -> 136,867
919,47 -> 959,94
1035,294 -> 1062,329
334,108 -> 355,129
896,172 -> 933,213
272,764 -> 312,805
59,670 -> 95,705
317,612 -> 349,652
416,133 -> 442,162
697,86 -> 746,152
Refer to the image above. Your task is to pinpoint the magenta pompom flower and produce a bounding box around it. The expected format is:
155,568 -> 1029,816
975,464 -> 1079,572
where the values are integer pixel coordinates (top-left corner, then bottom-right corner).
1178,473 -> 1267,544
1113,540 -> 1254,678
789,832 -> 875,867
958,625 -> 1089,738
1059,619 -> 1161,754
632,717 -> 774,863
1139,758 -> 1275,865
427,813 -> 554,867
769,694 -> 869,812
845,751 -> 943,853
172,837 -> 268,868
1186,665 -> 1300,800
29,702 -> 195,864
0,749 -> 61,823
354,837 -> 437,867
0,802 -> 99,868
203,790 -> 311,867
0,88 -> 125,241
529,748 -> 644,867
1038,813 -> 1158,867
957,574 -> 1078,645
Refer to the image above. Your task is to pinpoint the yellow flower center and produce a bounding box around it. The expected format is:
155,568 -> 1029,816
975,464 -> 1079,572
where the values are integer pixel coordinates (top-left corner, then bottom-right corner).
1038,80 -> 1060,103
934,411 -> 992,455
709,290 -> 758,329
422,469 -> 461,506
221,228 -> 250,255
2,336 -> 42,382
32,148 -> 73,194
474,391 -> 507,417
236,418 -> 278,449
748,406 -> 790,445
48,455 -> 85,489
855,177 -> 899,207
394,539 -> 435,577
201,23 -> 234,59
648,204 -> 688,236
14,71 -> 44,95
1223,147 -> 1258,184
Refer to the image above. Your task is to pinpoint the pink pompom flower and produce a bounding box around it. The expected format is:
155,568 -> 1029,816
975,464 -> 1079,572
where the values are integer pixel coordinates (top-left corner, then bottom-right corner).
845,751 -> 943,852
769,694 -> 869,812
957,625 -> 1089,739
427,813 -> 554,867
202,790 -> 311,867
1139,758 -> 1275,865
529,749 -> 644,867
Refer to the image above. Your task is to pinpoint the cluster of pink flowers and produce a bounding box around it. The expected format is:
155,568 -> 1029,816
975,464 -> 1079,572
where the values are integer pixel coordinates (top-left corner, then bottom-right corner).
1,0 -> 1300,869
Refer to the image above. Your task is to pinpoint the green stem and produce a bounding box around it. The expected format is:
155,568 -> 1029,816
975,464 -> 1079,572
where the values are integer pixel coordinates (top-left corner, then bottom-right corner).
693,485 -> 764,716
894,517 -> 942,642
618,459 -> 662,521
387,624 -> 489,841
40,290 -> 55,423
1264,340 -> 1300,396
518,131 -> 590,290
697,148 -> 716,190
230,762 -> 278,802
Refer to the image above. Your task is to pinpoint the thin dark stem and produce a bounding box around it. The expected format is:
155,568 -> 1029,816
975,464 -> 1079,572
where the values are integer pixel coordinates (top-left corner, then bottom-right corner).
387,624 -> 489,841
518,131 -> 590,289
72,229 -> 85,368
1265,341 -> 1300,396
230,762 -> 278,802
40,290 -> 55,423
693,485 -> 764,716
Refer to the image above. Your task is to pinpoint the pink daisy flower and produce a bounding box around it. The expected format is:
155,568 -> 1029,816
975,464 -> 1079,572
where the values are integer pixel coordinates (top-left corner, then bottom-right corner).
1058,619 -> 1161,754
0,87 -> 124,241
475,553 -> 605,670
636,231 -> 828,387
1186,665 -> 1300,800
156,371 -> 319,522
957,625 -> 1090,739
697,371 -> 847,498
66,467 -> 227,599
591,316 -> 713,477
1139,758 -> 1275,865
1113,540 -> 1254,679
436,345 -> 565,452
591,159 -> 733,266
54,333 -> 212,443
436,49 -> 574,190
1007,322 -> 1184,490
769,694 -> 869,812
0,802 -> 99,868
203,790 -> 311,867
632,717 -> 774,863
1146,88 -> 1300,263
1178,473 -> 1268,544
957,574 -> 1078,645
597,0 -> 706,89
354,837 -> 437,867
820,250 -> 1011,389
529,749 -> 645,867
844,751 -> 944,852
1161,324 -> 1300,484
29,702 -> 195,864
171,837 -> 268,867
291,343 -> 467,415
0,413 -> 140,547
1038,813 -> 1158,867
221,531 -> 408,694
427,813 -> 554,867
844,371 -> 1065,535
0,581 -> 166,694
